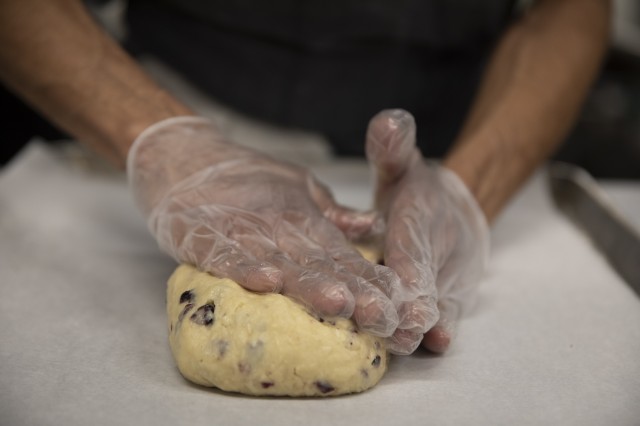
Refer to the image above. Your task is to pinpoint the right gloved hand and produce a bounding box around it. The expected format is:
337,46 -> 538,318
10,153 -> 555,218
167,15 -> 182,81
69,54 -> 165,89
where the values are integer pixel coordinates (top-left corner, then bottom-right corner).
365,110 -> 490,354
127,116 -> 405,338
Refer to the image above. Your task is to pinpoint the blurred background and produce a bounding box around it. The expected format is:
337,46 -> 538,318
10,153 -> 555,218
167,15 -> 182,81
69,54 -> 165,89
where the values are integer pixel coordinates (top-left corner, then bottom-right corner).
2,0 -> 639,179
555,0 -> 640,179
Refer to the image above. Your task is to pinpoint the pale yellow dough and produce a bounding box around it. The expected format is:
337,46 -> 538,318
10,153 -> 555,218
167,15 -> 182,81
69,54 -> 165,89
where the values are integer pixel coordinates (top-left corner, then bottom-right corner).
167,263 -> 388,396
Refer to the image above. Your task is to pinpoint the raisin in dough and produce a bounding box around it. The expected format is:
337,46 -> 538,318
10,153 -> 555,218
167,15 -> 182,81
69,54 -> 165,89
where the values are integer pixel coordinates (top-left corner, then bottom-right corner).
167,264 -> 388,396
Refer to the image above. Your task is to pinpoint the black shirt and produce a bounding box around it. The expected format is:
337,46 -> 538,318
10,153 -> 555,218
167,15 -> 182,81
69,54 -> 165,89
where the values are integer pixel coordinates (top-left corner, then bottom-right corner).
125,0 -> 515,157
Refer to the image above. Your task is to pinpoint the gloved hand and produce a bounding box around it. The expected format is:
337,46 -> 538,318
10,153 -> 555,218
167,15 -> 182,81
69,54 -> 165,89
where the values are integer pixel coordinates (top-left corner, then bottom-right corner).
365,110 -> 490,354
127,116 -> 404,337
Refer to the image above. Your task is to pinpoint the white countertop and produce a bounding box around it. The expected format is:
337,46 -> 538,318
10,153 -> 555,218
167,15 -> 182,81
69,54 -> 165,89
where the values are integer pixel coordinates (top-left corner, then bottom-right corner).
1,142 -> 639,426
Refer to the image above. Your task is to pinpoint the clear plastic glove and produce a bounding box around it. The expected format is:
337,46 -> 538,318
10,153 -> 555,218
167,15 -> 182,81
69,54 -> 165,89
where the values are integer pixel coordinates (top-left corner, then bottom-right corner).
127,116 -> 404,337
366,110 -> 490,354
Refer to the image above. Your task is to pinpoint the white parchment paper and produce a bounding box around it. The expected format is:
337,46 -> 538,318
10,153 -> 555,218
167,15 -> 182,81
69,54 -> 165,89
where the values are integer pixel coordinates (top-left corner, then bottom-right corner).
1,142 -> 639,426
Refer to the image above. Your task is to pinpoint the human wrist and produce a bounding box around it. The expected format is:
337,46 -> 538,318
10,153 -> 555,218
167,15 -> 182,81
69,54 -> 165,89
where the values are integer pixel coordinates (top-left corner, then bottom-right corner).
127,116 -> 261,215
126,116 -> 211,174
443,130 -> 513,223
435,162 -> 491,267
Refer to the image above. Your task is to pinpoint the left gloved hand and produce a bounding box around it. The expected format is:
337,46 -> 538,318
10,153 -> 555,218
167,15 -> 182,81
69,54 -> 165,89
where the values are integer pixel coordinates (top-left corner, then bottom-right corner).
127,116 -> 403,337
365,110 -> 490,354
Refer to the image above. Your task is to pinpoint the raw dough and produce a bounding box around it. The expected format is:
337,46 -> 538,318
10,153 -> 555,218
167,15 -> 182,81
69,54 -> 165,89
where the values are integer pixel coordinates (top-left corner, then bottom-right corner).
167,264 -> 388,397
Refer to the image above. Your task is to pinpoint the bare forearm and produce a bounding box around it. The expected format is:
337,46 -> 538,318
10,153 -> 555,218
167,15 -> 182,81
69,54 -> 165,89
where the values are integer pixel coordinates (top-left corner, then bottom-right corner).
444,0 -> 611,222
0,0 -> 193,167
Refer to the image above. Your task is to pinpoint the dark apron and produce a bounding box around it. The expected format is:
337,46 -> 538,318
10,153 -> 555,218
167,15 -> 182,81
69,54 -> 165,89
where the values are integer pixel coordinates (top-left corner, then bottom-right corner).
125,0 -> 515,157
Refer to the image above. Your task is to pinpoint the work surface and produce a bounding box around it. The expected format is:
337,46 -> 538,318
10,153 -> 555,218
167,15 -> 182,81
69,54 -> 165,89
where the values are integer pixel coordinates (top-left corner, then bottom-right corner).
1,142 -> 639,426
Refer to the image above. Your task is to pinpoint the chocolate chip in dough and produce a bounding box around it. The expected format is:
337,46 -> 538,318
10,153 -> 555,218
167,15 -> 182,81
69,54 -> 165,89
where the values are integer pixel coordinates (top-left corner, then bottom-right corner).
216,340 -> 228,358
190,303 -> 215,326
178,303 -> 194,322
314,381 -> 335,394
179,290 -> 194,304
372,355 -> 381,367
261,381 -> 275,389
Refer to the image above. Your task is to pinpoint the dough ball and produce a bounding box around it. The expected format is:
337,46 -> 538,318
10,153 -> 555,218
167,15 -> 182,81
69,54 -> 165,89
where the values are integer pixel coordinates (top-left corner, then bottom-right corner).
167,264 -> 388,397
